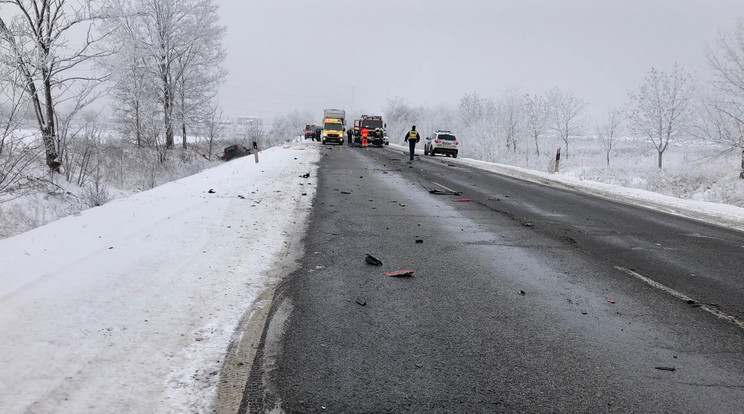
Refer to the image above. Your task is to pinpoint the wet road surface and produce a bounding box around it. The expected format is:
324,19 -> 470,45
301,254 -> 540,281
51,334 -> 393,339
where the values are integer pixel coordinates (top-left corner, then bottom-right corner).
238,144 -> 744,413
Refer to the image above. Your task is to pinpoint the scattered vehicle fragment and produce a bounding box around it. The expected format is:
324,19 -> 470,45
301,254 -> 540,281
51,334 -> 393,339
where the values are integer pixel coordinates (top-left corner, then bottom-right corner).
365,254 -> 383,266
385,270 -> 414,277
430,189 -> 463,196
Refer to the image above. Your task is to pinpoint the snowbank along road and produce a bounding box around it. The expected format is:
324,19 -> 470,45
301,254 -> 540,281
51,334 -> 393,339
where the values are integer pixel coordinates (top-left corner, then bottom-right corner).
0,142 -> 320,414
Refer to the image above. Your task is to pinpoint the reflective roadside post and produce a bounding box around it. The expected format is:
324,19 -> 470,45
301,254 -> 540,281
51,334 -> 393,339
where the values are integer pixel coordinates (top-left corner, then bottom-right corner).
554,148 -> 561,173
253,141 -> 259,163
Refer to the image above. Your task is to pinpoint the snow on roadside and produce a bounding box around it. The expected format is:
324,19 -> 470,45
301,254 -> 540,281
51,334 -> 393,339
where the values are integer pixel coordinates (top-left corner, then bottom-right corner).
0,141 -> 320,413
388,143 -> 744,232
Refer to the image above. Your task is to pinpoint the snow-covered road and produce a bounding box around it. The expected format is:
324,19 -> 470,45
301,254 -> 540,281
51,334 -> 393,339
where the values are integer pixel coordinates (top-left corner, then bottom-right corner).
0,141 -> 320,413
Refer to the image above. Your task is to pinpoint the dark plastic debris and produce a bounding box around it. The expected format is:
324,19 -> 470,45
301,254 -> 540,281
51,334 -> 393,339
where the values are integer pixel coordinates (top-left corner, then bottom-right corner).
355,298 -> 366,306
300,173 -> 310,178
365,254 -> 383,266
654,366 -> 676,372
415,239 -> 423,244
519,290 -> 526,296
430,189 -> 463,196
208,189 -> 215,194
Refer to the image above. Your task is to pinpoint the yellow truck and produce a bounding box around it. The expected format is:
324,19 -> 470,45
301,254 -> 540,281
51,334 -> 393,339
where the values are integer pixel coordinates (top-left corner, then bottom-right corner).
322,117 -> 345,145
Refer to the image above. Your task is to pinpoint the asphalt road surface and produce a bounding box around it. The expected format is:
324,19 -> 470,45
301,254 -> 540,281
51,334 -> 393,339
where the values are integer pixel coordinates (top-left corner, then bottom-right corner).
238,144 -> 744,413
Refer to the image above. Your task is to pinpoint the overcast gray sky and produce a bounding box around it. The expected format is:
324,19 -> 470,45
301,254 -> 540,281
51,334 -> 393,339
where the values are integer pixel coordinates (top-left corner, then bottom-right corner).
217,0 -> 743,123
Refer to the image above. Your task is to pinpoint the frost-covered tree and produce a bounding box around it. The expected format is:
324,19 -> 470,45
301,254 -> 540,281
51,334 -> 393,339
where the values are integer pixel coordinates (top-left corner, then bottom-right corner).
596,108 -> 624,166
104,0 -> 226,151
100,2 -> 154,148
0,0 -> 109,173
523,92 -> 549,156
384,97 -> 421,142
270,110 -> 311,147
547,88 -> 586,158
457,92 -> 498,160
627,64 -> 697,169
495,88 -> 524,153
173,0 -> 226,149
0,65 -> 37,198
706,21 -> 744,178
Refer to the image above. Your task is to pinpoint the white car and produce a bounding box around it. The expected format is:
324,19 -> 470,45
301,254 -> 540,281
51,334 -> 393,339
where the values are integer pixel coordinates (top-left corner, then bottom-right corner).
424,130 -> 459,158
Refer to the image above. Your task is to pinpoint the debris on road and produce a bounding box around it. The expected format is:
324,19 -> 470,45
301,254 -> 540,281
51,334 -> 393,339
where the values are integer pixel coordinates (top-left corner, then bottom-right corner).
238,195 -> 245,199
340,191 -> 351,194
654,366 -> 676,372
355,298 -> 367,306
365,254 -> 383,266
453,198 -> 472,202
385,270 -> 414,277
523,221 -> 535,228
300,173 -> 310,178
607,298 -> 616,304
429,189 -> 463,196
208,189 -> 215,194
415,239 -> 423,244
519,290 -> 526,296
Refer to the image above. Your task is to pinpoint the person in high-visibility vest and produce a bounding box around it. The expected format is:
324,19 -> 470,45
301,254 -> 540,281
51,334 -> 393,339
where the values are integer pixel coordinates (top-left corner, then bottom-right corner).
361,127 -> 369,146
404,125 -> 420,161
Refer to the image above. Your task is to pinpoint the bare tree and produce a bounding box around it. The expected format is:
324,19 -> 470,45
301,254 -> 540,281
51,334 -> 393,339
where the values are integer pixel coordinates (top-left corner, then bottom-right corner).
271,110 -> 312,147
627,64 -> 697,169
547,88 -> 586,158
0,65 -> 38,199
495,88 -> 524,153
100,1 -> 154,148
706,20 -> 744,178
173,0 -> 226,150
523,92 -> 549,157
104,0 -> 225,152
596,108 -> 624,166
0,0 -> 110,173
202,104 -> 224,159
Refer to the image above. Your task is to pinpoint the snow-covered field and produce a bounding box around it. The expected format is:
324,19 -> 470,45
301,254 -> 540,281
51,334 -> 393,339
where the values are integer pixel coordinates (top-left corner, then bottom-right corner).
2,139 -> 744,413
0,141 -> 320,413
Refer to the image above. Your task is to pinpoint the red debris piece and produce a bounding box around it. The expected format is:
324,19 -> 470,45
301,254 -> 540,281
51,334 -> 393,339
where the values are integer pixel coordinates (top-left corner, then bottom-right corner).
385,270 -> 414,277
453,199 -> 472,202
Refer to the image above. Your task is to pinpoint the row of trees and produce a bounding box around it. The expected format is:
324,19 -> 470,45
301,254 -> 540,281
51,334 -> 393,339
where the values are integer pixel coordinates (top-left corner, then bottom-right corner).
384,21 -> 744,177
0,0 -> 227,181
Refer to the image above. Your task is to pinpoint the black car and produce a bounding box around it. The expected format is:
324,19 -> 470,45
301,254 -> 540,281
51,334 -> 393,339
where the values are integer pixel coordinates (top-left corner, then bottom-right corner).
219,144 -> 251,161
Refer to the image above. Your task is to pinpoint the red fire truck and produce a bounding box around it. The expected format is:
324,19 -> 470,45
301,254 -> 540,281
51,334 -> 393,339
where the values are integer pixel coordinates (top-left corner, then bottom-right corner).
352,115 -> 387,147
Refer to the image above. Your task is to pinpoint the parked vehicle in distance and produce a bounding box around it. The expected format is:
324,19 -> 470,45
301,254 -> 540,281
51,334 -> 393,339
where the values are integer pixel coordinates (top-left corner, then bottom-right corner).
219,144 -> 251,161
304,124 -> 321,141
424,130 -> 459,157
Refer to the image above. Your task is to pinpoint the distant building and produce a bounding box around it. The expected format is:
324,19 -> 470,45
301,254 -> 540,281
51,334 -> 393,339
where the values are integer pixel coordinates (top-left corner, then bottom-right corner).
236,116 -> 263,127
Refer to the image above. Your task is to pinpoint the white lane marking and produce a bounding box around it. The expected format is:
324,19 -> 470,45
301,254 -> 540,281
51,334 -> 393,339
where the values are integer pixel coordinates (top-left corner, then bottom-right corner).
614,266 -> 744,330
432,181 -> 458,193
